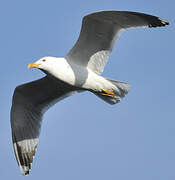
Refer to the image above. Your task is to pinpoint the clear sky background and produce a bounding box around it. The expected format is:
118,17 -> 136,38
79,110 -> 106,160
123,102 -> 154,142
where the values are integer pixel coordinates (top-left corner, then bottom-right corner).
0,0 -> 174,179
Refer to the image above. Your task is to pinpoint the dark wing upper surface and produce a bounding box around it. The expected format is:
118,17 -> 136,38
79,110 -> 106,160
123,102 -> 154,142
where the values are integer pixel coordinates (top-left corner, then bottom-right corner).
66,11 -> 169,74
11,76 -> 77,175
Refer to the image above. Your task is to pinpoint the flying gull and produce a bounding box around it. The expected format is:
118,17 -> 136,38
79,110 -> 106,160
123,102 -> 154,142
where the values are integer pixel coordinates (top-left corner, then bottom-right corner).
10,11 -> 169,175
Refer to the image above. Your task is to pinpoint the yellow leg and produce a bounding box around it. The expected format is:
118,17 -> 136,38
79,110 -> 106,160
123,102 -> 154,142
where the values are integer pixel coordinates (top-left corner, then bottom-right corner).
100,89 -> 115,97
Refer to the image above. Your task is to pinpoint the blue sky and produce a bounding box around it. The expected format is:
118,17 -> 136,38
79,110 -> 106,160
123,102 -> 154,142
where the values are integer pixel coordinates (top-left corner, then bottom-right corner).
0,0 -> 174,179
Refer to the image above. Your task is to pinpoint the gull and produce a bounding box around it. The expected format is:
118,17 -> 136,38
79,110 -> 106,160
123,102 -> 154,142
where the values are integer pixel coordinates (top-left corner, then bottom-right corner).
10,11 -> 169,175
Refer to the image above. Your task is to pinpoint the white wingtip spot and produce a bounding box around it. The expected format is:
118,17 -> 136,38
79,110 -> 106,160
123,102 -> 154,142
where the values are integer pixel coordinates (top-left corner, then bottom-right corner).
19,165 -> 29,176
158,17 -> 169,25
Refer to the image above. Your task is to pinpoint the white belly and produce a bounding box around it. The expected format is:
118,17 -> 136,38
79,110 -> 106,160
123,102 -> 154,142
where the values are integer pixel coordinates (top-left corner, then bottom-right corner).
82,69 -> 115,91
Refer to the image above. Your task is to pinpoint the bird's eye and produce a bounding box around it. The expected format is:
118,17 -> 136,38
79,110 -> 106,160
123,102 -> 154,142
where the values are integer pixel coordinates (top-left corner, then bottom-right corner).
42,59 -> 46,62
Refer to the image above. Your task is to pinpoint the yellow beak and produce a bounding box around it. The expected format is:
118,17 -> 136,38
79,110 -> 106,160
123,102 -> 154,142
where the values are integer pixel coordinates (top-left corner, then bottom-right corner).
28,63 -> 40,69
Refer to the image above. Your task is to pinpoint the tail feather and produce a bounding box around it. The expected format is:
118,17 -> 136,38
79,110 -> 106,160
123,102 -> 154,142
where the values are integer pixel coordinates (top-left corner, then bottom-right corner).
94,78 -> 130,105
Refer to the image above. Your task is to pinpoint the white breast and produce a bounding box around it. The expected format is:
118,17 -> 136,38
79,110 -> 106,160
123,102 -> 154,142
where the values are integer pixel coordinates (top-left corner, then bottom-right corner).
47,59 -> 76,85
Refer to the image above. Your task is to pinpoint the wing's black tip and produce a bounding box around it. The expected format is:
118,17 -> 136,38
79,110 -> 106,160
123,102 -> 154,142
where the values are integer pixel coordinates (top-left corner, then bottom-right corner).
24,171 -> 29,176
19,165 -> 30,176
148,17 -> 170,28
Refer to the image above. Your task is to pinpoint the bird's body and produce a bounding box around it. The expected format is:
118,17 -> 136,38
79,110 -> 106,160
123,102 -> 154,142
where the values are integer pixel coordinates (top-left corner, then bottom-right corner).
10,10 -> 169,175
37,56 -> 117,92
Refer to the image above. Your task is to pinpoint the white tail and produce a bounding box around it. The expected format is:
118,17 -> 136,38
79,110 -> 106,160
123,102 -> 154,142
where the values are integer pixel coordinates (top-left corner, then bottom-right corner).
94,78 -> 130,105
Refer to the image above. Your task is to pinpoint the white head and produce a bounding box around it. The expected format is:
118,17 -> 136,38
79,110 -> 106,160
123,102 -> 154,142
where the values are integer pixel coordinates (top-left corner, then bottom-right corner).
28,56 -> 59,71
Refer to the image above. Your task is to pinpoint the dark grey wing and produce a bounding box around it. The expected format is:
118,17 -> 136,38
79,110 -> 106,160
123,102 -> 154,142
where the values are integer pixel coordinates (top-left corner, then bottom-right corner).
66,11 -> 169,74
11,76 -> 78,175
